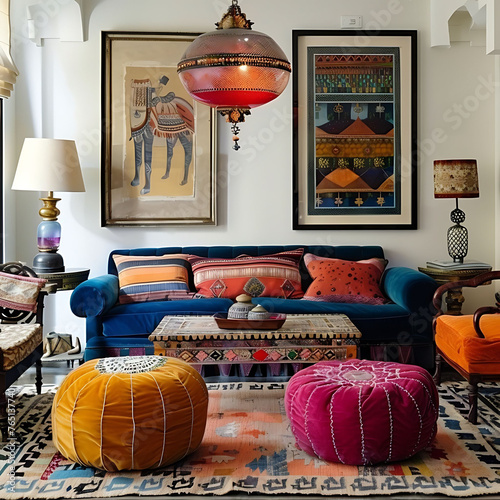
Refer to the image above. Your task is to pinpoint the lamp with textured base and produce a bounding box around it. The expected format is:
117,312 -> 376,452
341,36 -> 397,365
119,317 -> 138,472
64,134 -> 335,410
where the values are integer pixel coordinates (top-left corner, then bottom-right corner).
11,138 -> 85,273
434,159 -> 479,263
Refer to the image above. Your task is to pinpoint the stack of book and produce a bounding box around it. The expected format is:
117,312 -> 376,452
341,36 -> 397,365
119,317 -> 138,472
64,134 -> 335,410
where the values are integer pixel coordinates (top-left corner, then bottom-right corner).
426,260 -> 491,270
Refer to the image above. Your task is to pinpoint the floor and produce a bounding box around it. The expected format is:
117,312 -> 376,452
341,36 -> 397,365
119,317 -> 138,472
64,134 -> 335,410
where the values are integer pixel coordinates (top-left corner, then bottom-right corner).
14,361 -> 479,500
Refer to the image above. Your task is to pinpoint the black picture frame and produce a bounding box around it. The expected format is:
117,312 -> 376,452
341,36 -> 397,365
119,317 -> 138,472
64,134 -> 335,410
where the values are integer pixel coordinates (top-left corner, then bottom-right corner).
292,30 -> 417,230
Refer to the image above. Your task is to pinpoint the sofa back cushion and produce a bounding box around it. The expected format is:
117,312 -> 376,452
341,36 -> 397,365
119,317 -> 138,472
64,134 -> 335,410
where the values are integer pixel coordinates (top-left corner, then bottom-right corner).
108,246 -> 386,293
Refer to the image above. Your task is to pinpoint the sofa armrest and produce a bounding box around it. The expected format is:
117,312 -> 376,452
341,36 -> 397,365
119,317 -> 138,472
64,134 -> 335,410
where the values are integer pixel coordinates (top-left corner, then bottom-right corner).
70,275 -> 119,318
382,267 -> 438,313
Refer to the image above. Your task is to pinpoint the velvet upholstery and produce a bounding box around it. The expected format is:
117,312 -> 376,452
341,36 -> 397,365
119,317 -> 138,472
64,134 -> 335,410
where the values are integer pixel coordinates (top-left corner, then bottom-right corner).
70,246 -> 438,368
70,275 -> 119,319
252,298 -> 414,343
52,356 -> 208,471
84,337 -> 156,360
435,315 -> 500,374
285,360 -> 439,465
101,299 -> 234,337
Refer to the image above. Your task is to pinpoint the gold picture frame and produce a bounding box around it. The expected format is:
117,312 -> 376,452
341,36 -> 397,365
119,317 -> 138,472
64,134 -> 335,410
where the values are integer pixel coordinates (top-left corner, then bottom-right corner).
101,31 -> 217,226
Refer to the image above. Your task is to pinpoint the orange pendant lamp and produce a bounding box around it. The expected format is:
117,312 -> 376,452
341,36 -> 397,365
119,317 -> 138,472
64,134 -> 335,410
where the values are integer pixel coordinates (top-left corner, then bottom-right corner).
177,0 -> 291,150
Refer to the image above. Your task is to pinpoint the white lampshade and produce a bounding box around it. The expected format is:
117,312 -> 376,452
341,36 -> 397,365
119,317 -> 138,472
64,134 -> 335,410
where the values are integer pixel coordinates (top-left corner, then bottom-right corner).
12,138 -> 85,192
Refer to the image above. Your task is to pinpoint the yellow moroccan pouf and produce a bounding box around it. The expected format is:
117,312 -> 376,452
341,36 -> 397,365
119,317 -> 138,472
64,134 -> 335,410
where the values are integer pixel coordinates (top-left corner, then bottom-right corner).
52,356 -> 208,471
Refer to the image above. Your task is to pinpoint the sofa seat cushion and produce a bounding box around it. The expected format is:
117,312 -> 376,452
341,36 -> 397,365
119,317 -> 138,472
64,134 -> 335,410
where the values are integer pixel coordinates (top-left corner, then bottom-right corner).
252,298 -> 422,343
101,298 -> 233,337
435,314 -> 500,374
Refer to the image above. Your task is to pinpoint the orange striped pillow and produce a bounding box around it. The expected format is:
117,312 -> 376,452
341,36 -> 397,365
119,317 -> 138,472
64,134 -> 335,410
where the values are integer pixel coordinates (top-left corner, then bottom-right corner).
113,254 -> 192,304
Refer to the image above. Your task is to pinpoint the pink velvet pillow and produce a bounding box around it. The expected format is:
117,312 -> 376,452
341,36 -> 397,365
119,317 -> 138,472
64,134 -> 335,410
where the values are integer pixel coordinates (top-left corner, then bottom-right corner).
303,254 -> 388,305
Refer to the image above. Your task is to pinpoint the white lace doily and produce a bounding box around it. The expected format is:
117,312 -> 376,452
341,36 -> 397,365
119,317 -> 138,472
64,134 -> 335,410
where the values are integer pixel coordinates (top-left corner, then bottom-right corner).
95,356 -> 167,374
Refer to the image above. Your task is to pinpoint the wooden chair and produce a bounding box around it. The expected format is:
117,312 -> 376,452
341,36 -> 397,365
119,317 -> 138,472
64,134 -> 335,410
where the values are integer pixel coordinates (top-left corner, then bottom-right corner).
433,270 -> 500,424
0,262 -> 50,439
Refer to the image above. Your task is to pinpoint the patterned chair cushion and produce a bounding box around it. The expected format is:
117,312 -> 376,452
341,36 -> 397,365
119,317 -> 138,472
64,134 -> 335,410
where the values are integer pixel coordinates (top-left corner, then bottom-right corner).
188,249 -> 304,299
0,323 -> 42,370
113,254 -> 193,304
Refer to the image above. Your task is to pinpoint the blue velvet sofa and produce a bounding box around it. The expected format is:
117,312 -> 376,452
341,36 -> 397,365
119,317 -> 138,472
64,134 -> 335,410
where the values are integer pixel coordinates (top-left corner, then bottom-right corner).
70,245 -> 438,370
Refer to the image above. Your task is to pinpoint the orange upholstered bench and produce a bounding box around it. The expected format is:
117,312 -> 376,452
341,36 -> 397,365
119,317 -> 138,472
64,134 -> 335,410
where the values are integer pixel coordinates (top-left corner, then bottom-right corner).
433,270 -> 500,424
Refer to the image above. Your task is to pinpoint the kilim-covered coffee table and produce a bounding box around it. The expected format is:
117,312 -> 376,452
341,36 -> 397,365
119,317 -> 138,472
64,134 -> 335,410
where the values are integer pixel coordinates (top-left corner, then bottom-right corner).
149,315 -> 361,371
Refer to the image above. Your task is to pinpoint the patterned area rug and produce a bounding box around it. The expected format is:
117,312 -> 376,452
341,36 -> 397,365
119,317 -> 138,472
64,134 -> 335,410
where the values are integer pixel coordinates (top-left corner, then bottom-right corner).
1,380 -> 500,498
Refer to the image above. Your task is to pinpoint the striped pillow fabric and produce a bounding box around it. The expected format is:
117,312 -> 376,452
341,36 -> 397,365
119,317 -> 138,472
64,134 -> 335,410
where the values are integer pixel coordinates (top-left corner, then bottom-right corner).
187,249 -> 304,299
113,254 -> 192,304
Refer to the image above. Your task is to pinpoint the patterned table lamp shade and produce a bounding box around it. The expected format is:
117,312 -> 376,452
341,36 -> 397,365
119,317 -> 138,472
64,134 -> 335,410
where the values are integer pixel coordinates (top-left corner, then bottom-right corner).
433,159 -> 479,263
434,159 -> 479,198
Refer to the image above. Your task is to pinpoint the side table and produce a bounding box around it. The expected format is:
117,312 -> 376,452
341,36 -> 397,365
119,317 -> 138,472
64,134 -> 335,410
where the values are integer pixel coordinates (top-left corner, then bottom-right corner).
419,266 -> 492,315
37,268 -> 90,291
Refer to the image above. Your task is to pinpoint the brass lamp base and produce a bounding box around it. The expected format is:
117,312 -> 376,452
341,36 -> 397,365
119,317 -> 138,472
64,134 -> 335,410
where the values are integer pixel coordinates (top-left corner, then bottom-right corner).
39,192 -> 61,220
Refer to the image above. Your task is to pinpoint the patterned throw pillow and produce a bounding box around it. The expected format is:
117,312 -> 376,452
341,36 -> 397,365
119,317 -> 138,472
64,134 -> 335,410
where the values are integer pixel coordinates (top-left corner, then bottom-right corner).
113,254 -> 193,304
188,249 -> 304,299
303,254 -> 388,305
0,272 -> 47,312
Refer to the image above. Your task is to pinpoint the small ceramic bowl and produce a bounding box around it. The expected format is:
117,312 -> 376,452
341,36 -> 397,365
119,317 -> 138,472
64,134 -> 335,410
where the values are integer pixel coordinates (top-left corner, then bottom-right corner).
248,304 -> 270,320
227,294 -> 254,319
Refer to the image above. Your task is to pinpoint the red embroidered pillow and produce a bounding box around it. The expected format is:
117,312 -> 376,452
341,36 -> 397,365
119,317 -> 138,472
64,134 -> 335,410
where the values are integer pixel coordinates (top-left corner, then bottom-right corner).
303,254 -> 388,305
188,249 -> 304,299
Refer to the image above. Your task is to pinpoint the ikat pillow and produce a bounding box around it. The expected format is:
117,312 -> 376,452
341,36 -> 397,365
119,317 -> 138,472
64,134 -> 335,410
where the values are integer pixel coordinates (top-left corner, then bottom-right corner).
303,254 -> 388,305
113,254 -> 193,304
187,249 -> 304,299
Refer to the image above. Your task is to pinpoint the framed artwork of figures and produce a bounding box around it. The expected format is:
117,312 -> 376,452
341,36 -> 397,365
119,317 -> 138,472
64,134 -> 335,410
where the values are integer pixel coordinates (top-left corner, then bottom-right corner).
101,31 -> 217,226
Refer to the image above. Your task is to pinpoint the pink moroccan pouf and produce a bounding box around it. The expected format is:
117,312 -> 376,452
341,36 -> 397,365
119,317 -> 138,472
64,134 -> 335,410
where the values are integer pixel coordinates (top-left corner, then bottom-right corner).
285,359 -> 439,465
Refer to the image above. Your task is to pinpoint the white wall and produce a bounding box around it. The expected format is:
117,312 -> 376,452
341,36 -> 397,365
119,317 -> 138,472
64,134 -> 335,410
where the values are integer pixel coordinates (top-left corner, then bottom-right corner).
5,0 -> 498,343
